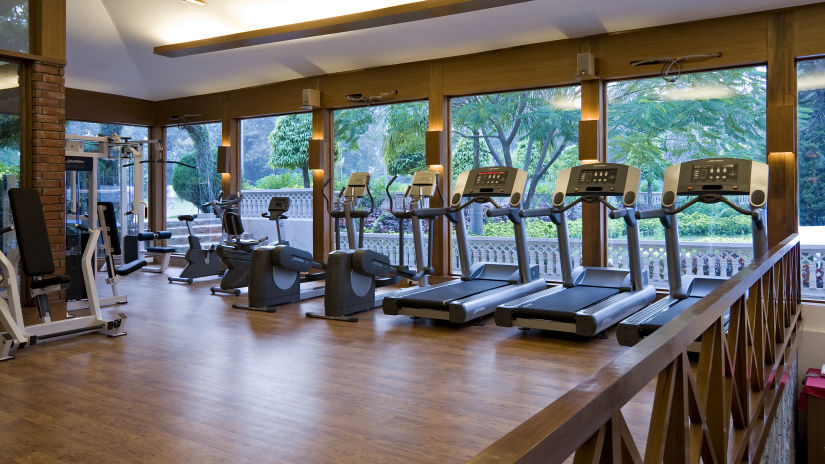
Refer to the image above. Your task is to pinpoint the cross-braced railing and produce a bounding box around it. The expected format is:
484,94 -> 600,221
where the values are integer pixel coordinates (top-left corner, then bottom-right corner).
468,234 -> 801,464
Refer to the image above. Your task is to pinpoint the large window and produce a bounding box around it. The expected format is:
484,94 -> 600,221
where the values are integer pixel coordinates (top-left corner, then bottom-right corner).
240,113 -> 313,250
797,58 -> 825,300
0,60 -> 20,254
450,87 -> 581,277
607,66 -> 767,286
0,1 -> 28,53
166,123 -> 221,252
333,101 -> 429,263
65,122 -> 149,226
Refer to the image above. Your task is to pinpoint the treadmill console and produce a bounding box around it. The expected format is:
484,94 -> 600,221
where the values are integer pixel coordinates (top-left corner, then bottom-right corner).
661,158 -> 768,209
552,163 -> 641,208
345,172 -> 371,198
451,166 -> 528,208
410,169 -> 438,197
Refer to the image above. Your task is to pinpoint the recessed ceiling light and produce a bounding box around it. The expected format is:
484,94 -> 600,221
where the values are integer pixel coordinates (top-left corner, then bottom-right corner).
181,0 -> 206,6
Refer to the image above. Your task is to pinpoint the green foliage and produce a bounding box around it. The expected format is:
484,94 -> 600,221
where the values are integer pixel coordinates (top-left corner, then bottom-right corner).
253,173 -> 304,190
268,113 -> 313,187
171,152 -> 220,209
451,87 -> 581,208
383,102 -> 428,175
798,59 -> 825,226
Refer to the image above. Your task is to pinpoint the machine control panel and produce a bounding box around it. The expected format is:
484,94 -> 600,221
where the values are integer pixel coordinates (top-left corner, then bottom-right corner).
661,158 -> 768,209
410,169 -> 438,198
344,172 -> 371,198
553,163 -> 641,207
451,166 -> 528,208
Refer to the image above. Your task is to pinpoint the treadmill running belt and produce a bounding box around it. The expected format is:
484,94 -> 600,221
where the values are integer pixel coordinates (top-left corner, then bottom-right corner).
399,280 -> 509,309
639,296 -> 701,336
512,286 -> 621,322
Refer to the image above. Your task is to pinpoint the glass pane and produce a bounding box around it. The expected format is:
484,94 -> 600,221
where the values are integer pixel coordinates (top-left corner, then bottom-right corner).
333,101 -> 429,265
240,113 -> 313,250
166,123 -> 222,252
0,60 -> 20,255
450,87 -> 582,277
797,59 -> 825,300
607,66 -> 767,287
0,1 -> 28,53
65,122 -> 150,232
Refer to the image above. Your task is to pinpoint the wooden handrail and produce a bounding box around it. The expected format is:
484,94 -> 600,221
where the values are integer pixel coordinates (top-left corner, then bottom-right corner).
469,233 -> 801,464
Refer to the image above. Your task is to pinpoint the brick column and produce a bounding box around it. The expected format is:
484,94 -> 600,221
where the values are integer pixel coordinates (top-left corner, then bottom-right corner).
30,61 -> 67,318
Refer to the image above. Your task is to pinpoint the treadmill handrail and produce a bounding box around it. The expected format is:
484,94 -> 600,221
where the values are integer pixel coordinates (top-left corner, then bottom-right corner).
413,207 -> 450,218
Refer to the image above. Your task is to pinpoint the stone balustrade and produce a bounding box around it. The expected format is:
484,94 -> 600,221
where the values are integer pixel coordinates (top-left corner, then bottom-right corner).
343,233 -> 824,300
240,189 -> 313,218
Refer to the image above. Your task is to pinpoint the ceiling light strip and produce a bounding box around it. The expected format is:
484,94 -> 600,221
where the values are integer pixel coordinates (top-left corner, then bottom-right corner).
154,0 -> 534,58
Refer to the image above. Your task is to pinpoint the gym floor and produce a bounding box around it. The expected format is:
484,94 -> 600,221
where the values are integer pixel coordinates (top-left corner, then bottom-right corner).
0,270 -> 656,463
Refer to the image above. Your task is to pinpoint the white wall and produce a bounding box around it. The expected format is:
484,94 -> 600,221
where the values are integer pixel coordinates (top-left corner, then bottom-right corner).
800,302 -> 825,386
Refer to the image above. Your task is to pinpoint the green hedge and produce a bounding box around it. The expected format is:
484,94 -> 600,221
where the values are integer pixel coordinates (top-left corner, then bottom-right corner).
482,212 -> 752,240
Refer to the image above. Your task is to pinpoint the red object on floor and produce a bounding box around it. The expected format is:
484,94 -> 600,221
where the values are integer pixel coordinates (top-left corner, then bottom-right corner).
799,367 -> 825,410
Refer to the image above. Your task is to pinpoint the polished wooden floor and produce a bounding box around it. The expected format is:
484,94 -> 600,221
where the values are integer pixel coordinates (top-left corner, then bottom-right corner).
0,269 -> 655,463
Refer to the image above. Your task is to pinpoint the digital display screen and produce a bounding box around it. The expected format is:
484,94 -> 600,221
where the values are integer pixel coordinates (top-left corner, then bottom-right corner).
690,163 -> 738,183
577,168 -> 617,186
474,171 -> 508,186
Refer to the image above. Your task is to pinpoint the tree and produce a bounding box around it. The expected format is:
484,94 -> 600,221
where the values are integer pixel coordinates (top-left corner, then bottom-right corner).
451,88 -> 581,209
383,102 -> 428,175
798,60 -> 825,226
607,67 -> 767,212
268,113 -> 313,188
171,151 -> 219,209
0,2 -> 27,53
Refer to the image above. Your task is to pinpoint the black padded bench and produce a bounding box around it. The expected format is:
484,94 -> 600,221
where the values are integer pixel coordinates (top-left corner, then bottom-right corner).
9,188 -> 73,319
137,230 -> 174,273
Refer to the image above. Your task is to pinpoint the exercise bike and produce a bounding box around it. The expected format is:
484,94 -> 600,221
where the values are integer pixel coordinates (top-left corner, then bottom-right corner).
232,197 -> 326,312
168,200 -> 227,284
210,193 -> 268,296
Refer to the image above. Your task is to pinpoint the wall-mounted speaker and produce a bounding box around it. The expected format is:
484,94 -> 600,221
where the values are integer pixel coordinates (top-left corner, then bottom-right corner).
577,53 -> 595,77
301,89 -> 320,109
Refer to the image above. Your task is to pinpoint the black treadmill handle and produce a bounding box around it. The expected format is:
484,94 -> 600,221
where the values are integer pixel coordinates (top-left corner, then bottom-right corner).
0,226 -> 12,235
636,208 -> 666,220
413,207 -> 449,218
609,208 -> 632,219
486,207 -> 516,218
520,207 -> 557,218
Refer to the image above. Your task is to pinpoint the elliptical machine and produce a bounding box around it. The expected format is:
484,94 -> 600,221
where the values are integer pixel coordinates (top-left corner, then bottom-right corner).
232,197 -> 326,312
209,193 -> 268,296
385,170 -> 438,288
306,170 -> 436,322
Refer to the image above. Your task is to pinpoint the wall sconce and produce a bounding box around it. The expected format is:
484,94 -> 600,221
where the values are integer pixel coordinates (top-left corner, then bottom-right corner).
308,139 -> 327,171
217,146 -> 231,173
578,119 -> 600,163
425,130 -> 444,166
768,151 -> 794,160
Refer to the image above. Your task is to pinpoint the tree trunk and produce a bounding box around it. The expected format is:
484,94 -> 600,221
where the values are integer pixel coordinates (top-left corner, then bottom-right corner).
183,125 -> 215,203
646,176 -> 653,209
301,162 -> 310,188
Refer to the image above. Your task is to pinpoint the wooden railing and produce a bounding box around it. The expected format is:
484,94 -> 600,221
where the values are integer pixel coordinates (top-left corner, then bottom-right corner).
469,234 -> 801,464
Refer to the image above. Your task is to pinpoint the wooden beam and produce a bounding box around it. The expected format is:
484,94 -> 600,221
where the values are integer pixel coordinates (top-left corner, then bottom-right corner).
66,88 -> 155,126
154,0 -> 533,58
579,77 -> 607,267
29,0 -> 66,61
148,126 -> 166,232
766,11 -> 797,248
312,108 -> 333,263
427,62 -> 450,277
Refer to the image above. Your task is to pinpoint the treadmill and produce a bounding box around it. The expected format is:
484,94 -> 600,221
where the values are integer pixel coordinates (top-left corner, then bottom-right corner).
616,158 -> 769,347
495,163 -> 656,337
382,166 -> 546,324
